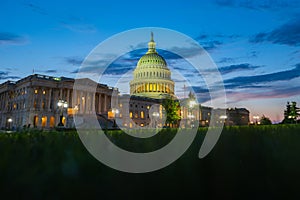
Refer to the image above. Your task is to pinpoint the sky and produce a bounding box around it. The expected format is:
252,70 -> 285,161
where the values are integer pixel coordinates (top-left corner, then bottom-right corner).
0,0 -> 300,123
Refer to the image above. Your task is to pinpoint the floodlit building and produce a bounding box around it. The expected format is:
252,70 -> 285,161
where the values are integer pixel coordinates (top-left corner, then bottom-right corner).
130,32 -> 175,99
0,74 -> 115,129
0,33 -> 250,130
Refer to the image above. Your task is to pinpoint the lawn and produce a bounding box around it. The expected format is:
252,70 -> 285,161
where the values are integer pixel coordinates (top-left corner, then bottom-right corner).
0,125 -> 300,199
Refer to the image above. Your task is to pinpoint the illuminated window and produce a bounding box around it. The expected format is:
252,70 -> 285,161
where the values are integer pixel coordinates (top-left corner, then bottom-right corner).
119,104 -> 123,108
34,89 -> 38,94
42,101 -> 45,109
13,104 -> 17,109
34,101 -> 37,108
140,123 -> 144,127
130,112 -> 133,118
41,116 -> 47,127
135,112 -> 138,118
43,90 -> 46,95
141,111 -> 144,119
147,105 -> 150,109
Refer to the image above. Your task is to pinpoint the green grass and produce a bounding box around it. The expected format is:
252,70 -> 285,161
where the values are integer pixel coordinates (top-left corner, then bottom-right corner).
1,125 -> 300,199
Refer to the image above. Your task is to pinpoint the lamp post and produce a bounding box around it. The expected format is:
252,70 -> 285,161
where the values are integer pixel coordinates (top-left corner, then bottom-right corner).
219,115 -> 228,125
152,111 -> 159,128
112,108 -> 119,128
7,118 -> 12,130
187,99 -> 196,127
253,115 -> 260,125
187,113 -> 195,128
57,100 -> 68,127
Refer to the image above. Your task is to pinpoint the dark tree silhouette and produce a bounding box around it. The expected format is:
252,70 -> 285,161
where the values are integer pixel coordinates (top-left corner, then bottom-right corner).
282,101 -> 299,124
260,115 -> 272,125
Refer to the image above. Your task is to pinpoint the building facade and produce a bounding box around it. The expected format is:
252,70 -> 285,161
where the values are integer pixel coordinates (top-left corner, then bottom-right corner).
0,74 -> 114,129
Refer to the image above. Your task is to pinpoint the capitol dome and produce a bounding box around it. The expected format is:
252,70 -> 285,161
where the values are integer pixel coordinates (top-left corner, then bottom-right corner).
130,32 -> 175,99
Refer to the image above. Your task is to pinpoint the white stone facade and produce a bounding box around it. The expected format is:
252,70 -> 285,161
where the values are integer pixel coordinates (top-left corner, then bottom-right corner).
0,74 -> 115,129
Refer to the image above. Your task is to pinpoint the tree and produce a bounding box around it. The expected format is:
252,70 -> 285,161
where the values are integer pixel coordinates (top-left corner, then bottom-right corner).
162,97 -> 180,127
282,101 -> 299,124
260,115 -> 272,125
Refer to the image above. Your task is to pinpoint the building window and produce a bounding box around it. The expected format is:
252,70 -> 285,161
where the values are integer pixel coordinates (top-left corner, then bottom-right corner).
41,116 -> 47,127
135,112 -> 138,118
141,111 -> 144,119
43,90 -> 46,95
34,89 -> 38,94
130,112 -> 133,118
34,101 -> 37,108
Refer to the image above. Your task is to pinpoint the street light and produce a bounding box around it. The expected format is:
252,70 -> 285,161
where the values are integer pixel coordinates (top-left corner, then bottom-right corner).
57,100 -> 68,127
253,115 -> 260,125
219,115 -> 227,125
7,118 -> 12,130
112,108 -> 119,128
187,113 -> 195,128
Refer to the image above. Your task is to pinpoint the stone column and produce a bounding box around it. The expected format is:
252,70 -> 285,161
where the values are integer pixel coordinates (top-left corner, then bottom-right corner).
91,92 -> 95,113
48,88 -> 52,111
66,89 -> 70,105
60,88 -> 63,99
104,94 -> 107,113
98,94 -> 102,113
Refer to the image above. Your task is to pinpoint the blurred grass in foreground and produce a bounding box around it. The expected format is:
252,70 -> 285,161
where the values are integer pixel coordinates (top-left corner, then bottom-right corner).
0,124 -> 300,199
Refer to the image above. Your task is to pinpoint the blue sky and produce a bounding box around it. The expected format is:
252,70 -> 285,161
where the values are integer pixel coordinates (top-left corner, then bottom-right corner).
1,0 -> 300,122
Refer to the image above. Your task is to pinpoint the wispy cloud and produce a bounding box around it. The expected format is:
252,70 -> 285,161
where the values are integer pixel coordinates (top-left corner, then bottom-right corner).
64,56 -> 84,66
224,63 -> 300,89
60,22 -> 97,33
227,84 -> 300,102
195,33 -> 240,51
0,71 -> 20,80
23,1 -> 48,15
0,32 -> 28,45
219,63 -> 261,75
214,0 -> 300,10
22,2 -> 97,33
250,18 -> 300,46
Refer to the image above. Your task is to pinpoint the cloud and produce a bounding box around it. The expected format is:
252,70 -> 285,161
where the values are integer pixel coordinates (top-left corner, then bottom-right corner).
0,71 -> 20,80
201,40 -> 223,51
60,22 -> 97,33
219,63 -> 261,75
36,69 -> 57,73
23,2 -> 48,15
224,64 -> 300,89
217,57 -> 235,64
214,0 -> 300,10
195,33 -> 239,51
64,57 -> 84,66
227,84 -> 300,102
250,18 -> 300,46
0,32 -> 27,45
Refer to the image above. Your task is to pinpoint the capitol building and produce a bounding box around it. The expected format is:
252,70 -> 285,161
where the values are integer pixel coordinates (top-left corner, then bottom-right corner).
130,33 -> 175,99
0,33 -> 250,130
